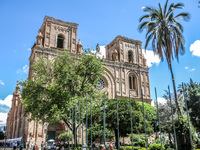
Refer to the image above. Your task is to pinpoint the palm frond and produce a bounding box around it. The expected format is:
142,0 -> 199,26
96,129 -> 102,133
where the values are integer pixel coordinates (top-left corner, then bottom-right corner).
174,12 -> 190,21
158,3 -> 163,19
164,0 -> 169,17
138,21 -> 152,32
172,20 -> 183,32
151,13 -> 159,21
145,22 -> 157,38
142,6 -> 157,13
168,12 -> 174,23
166,3 -> 174,17
173,3 -> 184,9
144,32 -> 154,50
139,15 -> 152,22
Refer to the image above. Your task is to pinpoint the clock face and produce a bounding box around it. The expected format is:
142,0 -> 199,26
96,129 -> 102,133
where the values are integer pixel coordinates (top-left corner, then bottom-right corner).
96,78 -> 106,90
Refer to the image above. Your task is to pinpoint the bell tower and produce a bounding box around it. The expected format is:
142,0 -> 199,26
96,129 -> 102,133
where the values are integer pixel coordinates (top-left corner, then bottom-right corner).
35,16 -> 79,53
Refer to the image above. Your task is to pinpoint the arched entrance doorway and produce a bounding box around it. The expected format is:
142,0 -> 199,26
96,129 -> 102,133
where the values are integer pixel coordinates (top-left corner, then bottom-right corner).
47,122 -> 66,142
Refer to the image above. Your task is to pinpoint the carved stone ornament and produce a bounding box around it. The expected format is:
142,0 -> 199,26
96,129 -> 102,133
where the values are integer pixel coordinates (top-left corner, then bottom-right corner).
96,43 -> 100,53
36,30 -> 43,45
112,49 -> 118,61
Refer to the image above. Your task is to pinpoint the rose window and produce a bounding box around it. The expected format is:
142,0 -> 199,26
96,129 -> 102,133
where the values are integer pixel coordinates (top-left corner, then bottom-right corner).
96,78 -> 106,90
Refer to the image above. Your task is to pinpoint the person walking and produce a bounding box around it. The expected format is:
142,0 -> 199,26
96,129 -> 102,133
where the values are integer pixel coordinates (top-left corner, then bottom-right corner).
27,142 -> 30,150
31,143 -> 34,150
19,142 -> 23,150
109,141 -> 113,150
100,144 -> 105,150
34,143 -> 39,150
13,142 -> 17,150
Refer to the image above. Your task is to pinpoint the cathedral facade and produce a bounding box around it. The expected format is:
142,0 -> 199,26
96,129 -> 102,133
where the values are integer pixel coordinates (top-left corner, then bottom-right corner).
6,16 -> 151,147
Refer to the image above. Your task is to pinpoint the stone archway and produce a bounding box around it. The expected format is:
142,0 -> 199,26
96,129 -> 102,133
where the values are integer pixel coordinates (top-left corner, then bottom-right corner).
101,67 -> 116,99
47,122 -> 66,142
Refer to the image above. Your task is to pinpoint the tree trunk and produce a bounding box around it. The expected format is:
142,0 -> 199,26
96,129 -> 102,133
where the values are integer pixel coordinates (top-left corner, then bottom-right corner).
168,62 -> 182,117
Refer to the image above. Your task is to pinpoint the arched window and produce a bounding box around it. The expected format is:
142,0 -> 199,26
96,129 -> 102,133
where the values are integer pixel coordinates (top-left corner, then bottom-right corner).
128,51 -> 133,63
57,35 -> 64,48
129,74 -> 136,90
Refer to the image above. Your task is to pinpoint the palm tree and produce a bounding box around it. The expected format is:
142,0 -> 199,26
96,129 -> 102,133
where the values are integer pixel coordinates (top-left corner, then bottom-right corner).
139,0 -> 190,117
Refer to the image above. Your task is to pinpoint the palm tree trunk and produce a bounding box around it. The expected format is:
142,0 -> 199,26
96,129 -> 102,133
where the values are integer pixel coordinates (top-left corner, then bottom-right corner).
168,62 -> 182,117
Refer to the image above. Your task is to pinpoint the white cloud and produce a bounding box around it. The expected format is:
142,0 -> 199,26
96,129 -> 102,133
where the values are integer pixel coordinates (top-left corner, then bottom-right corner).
185,66 -> 189,70
142,49 -> 161,67
157,97 -> 167,104
16,64 -> 29,74
99,46 -> 106,58
28,48 -> 31,51
190,68 -> 195,72
151,97 -> 167,107
23,65 -> 29,73
0,113 -> 8,127
0,80 -> 5,85
190,40 -> 200,57
151,100 -> 155,107
0,95 -> 13,108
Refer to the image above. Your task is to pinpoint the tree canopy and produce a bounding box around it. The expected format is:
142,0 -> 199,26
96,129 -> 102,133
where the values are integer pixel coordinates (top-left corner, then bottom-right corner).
20,50 -> 104,129
86,97 -> 156,146
58,132 -> 73,142
179,79 -> 200,132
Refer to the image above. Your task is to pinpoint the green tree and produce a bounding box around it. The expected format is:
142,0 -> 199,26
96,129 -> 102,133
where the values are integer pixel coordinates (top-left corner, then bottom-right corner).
138,0 -> 190,116
159,83 -> 197,150
20,49 -> 104,143
58,132 -> 73,143
87,97 -> 156,148
179,79 -> 200,132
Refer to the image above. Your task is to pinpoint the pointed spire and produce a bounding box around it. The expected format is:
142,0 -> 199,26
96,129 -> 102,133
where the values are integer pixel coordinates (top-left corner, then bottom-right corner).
77,39 -> 82,54
77,39 -> 82,45
15,84 -> 20,93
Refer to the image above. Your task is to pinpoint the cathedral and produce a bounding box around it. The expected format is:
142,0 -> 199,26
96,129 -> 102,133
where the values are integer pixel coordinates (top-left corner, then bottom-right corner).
6,16 -> 151,147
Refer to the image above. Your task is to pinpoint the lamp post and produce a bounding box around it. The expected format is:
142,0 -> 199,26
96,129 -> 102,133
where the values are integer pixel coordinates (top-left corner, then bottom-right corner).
82,98 -> 84,147
90,95 -> 93,149
129,91 -> 134,150
75,102 -> 77,149
103,93 -> 106,147
86,95 -> 88,147
78,100 -> 80,146
116,92 -> 120,150
155,88 -> 163,150
168,85 -> 178,150
141,89 -> 148,149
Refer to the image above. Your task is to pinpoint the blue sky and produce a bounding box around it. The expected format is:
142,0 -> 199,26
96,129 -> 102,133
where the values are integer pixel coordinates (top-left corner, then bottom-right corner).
0,0 -> 200,126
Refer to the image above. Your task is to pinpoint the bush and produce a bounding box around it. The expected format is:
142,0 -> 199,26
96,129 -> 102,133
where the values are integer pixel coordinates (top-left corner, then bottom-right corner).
138,140 -> 146,147
58,132 -> 73,142
149,143 -> 164,150
129,134 -> 149,142
120,146 -> 146,150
